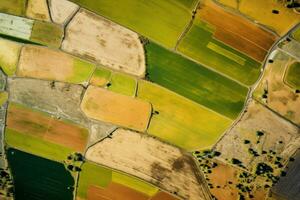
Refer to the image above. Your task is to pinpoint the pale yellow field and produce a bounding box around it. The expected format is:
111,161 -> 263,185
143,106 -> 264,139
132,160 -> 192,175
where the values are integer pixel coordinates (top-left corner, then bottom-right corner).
49,0 -> 79,25
26,0 -> 50,21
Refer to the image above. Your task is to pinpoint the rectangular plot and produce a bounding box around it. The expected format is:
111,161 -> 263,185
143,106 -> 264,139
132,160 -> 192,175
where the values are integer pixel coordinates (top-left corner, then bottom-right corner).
108,72 -> 137,96
0,0 -> 27,16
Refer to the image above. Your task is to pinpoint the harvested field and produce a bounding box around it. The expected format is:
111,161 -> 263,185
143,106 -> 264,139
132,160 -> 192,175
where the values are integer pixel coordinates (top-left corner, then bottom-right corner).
86,128 -> 208,200
198,0 -> 277,62
215,100 -> 300,171
81,86 -> 151,132
0,38 -> 22,76
279,39 -> 300,61
216,0 -> 300,35
108,72 -> 136,96
62,9 -> 145,77
7,148 -> 75,200
285,62 -> 300,90
138,80 -> 232,150
89,67 -> 111,87
253,50 -> 300,124
49,0 -> 79,25
26,0 -> 51,21
69,0 -> 198,48
17,45 -> 95,84
146,42 -> 248,119
178,18 -> 261,86
0,0 -> 26,16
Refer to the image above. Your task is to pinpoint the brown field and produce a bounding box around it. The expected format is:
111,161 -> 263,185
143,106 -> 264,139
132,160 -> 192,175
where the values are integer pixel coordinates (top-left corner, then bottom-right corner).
199,0 -> 277,61
26,0 -> 51,21
7,103 -> 88,152
49,0 -> 79,25
87,184 -> 149,200
81,86 -> 151,132
151,192 -> 178,200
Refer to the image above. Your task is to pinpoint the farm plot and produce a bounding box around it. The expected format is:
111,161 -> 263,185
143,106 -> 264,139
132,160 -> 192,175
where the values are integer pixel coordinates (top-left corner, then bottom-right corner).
89,66 -> 112,87
49,0 -> 79,25
5,103 -> 88,161
137,80 -> 232,150
253,50 -> 300,124
177,18 -> 261,86
216,0 -> 300,35
0,0 -> 26,16
7,148 -> 75,200
197,0 -> 277,62
62,9 -> 145,77
81,86 -> 151,132
17,45 -> 95,84
69,0 -> 198,48
26,0 -> 51,21
0,38 -> 22,76
292,26 -> 300,42
108,72 -> 137,96
145,42 -> 248,119
85,128 -> 209,200
215,100 -> 299,171
285,62 -> 300,90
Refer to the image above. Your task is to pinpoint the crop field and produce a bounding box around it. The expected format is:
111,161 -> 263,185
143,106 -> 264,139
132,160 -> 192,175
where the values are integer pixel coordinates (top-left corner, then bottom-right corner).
49,0 -> 79,25
69,0 -> 198,48
137,80 -> 232,150
5,103 -> 88,161
62,9 -> 145,77
285,62 -> 300,90
108,72 -> 137,96
146,42 -> 248,119
0,38 -> 22,76
216,0 -> 300,35
18,45 -> 95,84
178,18 -> 261,86
81,86 -> 151,132
0,0 -> 26,16
89,66 -> 112,87
292,27 -> 300,42
7,148 -> 75,200
26,0 -> 51,21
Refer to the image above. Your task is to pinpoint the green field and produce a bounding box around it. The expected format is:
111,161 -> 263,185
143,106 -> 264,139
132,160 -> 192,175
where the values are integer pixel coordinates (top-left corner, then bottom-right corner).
0,0 -> 26,16
69,0 -> 198,48
90,66 -> 112,87
285,62 -> 300,89
137,80 -> 232,150
108,72 -> 137,96
145,42 -> 248,119
7,148 -> 75,200
292,27 -> 300,42
67,58 -> 95,84
178,19 -> 261,85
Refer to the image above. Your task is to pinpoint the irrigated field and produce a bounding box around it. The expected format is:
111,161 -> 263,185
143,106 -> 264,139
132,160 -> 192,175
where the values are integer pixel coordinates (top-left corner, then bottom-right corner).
108,72 -> 137,96
18,45 -> 95,84
69,0 -> 198,48
0,0 -> 26,16
285,62 -> 300,90
146,42 -> 248,119
7,148 -> 75,200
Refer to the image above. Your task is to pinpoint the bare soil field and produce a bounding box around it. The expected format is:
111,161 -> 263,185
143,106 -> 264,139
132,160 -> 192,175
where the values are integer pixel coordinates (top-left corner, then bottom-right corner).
86,128 -> 208,200
81,86 -> 151,132
62,9 -> 145,77
198,0 -> 277,61
215,100 -> 300,171
26,0 -> 50,21
253,50 -> 300,124
49,0 -> 79,25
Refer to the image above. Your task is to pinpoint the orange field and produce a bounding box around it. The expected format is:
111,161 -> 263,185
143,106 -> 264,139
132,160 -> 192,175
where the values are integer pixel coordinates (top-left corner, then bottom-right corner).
151,192 -> 178,200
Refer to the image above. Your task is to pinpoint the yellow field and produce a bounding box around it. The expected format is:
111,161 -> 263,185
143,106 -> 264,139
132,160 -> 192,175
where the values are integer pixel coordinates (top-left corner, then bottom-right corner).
137,80 -> 232,151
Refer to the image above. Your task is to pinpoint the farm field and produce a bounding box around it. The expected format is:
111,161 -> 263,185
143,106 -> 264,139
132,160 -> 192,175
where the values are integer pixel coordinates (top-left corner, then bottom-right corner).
0,0 -> 26,16
49,0 -> 79,25
216,0 -> 300,35
285,62 -> 300,89
85,128 -> 208,200
177,18 -> 261,86
292,26 -> 300,42
7,148 -> 75,200
146,42 -> 248,119
5,103 -> 88,161
17,45 -> 95,84
108,72 -> 137,96
81,86 -> 151,132
62,9 -> 145,77
89,66 -> 112,87
0,38 -> 22,76
253,50 -> 300,124
69,0 -> 198,48
26,0 -> 51,21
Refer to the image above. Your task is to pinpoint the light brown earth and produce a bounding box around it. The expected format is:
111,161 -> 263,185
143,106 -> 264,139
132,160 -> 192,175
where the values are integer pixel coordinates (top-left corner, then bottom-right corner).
62,9 -> 145,77
253,50 -> 300,124
86,128 -> 208,200
81,86 -> 151,132
7,103 -> 88,152
198,0 -> 277,61
49,0 -> 79,25
151,191 -> 179,200
26,0 -> 51,21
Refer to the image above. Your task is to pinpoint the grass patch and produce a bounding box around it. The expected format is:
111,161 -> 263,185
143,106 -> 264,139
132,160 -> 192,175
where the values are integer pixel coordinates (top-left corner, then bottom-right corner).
90,66 -> 111,87
145,42 -> 248,119
0,0 -> 26,16
108,72 -> 136,96
292,27 -> 300,42
69,0 -> 198,48
137,80 -> 232,150
178,19 -> 261,85
77,162 -> 112,199
30,20 -> 63,48
67,58 -> 95,84
285,62 -> 300,89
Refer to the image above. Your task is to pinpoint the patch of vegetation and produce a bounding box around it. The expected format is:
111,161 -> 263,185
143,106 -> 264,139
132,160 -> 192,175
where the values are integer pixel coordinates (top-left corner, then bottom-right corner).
285,62 -> 300,89
0,0 -> 26,16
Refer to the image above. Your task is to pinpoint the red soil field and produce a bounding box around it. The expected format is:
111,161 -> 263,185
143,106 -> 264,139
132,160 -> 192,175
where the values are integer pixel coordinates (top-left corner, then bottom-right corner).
151,191 -> 178,200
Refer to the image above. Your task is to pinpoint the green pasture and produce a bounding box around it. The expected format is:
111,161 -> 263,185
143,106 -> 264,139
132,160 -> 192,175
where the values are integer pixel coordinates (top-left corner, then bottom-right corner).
177,19 -> 261,86
292,27 -> 300,42
67,58 -> 95,84
90,66 -> 112,87
285,62 -> 300,89
69,0 -> 198,48
108,72 -> 137,96
0,0 -> 26,16
145,42 -> 248,119
137,80 -> 232,150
